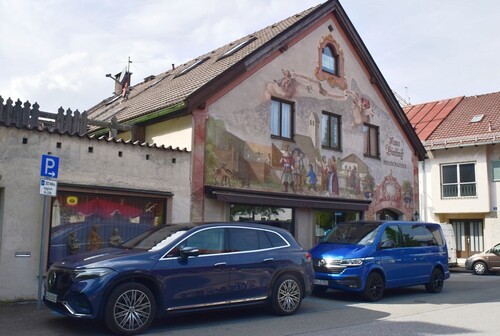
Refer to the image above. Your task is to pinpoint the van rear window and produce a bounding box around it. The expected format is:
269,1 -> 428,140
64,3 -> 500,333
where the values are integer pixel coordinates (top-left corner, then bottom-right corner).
400,224 -> 442,247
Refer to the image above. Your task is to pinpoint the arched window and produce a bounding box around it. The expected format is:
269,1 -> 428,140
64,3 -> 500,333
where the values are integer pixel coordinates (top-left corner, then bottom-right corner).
322,46 -> 337,75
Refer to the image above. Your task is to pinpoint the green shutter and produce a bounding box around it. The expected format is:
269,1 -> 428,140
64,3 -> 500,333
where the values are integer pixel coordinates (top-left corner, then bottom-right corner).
493,161 -> 500,181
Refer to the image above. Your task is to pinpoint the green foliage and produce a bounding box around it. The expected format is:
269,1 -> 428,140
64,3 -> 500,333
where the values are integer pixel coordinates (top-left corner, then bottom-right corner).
315,210 -> 335,230
230,205 -> 284,220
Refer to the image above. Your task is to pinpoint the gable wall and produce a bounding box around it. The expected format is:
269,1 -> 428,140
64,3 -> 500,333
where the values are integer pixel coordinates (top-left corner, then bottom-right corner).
204,13 -> 418,221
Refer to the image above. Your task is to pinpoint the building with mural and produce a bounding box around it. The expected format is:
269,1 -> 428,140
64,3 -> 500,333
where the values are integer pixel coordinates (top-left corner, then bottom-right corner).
86,0 -> 425,249
0,0 -> 427,302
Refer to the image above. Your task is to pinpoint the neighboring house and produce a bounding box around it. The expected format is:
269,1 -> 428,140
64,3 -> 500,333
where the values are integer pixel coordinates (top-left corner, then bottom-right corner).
404,91 -> 500,260
0,101 -> 191,301
86,0 -> 425,251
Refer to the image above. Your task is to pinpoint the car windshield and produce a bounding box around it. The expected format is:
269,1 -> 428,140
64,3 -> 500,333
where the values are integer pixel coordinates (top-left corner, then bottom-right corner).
121,224 -> 195,250
322,222 -> 382,245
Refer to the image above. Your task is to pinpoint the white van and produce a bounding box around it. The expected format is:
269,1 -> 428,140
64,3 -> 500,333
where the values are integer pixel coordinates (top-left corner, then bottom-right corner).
439,222 -> 457,267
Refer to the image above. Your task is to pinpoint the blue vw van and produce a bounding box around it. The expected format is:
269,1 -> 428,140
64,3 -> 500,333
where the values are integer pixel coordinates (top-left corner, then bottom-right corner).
310,221 -> 450,301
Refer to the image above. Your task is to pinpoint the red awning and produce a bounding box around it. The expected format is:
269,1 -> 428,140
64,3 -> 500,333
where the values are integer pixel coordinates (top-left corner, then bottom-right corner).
75,199 -> 142,218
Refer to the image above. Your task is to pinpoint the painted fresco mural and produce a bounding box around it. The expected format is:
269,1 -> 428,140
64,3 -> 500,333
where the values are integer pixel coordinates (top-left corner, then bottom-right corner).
205,28 -> 416,220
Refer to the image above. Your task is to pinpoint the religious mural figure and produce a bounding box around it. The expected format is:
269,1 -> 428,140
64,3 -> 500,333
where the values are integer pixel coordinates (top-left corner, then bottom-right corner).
280,146 -> 294,192
349,166 -> 361,195
328,156 -> 340,196
306,163 -> 317,191
292,148 -> 306,193
351,92 -> 374,127
320,156 -> 329,194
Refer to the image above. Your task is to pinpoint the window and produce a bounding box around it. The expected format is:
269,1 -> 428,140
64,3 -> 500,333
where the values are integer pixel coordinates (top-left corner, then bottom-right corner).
175,57 -> 209,77
49,191 -> 166,264
321,112 -> 341,150
218,37 -> 256,60
493,160 -> 500,181
315,35 -> 347,90
182,228 -> 225,255
441,163 -> 476,197
321,45 -> 337,75
363,123 -> 379,158
271,98 -> 294,140
379,225 -> 402,248
400,224 -> 438,247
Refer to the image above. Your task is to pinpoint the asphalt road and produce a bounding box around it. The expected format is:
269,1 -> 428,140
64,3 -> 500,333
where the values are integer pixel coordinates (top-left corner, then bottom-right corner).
1,269 -> 498,336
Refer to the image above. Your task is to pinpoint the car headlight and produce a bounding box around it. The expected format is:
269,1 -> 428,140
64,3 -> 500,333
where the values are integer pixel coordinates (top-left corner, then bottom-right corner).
72,268 -> 114,281
340,258 -> 364,266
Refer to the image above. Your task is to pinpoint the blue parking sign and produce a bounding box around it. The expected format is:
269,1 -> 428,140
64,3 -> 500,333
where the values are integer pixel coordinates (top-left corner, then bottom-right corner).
40,155 -> 59,178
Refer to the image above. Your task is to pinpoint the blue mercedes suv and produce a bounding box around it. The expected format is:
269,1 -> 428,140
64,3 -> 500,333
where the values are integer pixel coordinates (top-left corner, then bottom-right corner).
44,223 -> 314,335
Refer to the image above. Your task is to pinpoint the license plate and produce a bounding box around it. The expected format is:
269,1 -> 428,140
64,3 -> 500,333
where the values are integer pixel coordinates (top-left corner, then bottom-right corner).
314,279 -> 329,286
45,291 -> 58,303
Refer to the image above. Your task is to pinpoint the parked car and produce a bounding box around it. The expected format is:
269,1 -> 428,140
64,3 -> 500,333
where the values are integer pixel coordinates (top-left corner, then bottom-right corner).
465,242 -> 500,275
309,220 -> 450,301
44,223 -> 314,336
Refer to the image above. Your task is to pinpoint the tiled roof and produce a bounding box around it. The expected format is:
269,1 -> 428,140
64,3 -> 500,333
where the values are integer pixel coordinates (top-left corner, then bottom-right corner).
404,91 -> 500,149
86,3 -> 324,124
403,97 -> 463,141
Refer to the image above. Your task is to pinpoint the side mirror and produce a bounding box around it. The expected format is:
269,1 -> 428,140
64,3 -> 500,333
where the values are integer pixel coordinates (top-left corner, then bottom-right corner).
379,239 -> 396,249
180,246 -> 199,258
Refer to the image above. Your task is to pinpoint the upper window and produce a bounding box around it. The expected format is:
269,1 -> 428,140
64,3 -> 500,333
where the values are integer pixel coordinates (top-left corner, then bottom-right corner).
271,98 -> 294,140
363,123 -> 379,158
492,160 -> 500,181
315,35 -> 347,90
321,112 -> 341,150
321,46 -> 337,75
441,163 -> 476,198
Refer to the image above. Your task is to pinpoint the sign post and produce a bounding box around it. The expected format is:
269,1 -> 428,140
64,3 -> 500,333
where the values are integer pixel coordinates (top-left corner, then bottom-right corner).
37,155 -> 59,309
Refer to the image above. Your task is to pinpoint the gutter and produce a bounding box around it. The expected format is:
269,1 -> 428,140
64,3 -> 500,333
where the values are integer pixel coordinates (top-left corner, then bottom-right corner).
91,101 -> 187,137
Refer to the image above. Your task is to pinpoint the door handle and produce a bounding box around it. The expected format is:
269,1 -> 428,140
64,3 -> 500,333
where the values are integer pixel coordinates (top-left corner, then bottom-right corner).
263,258 -> 274,262
214,262 -> 226,266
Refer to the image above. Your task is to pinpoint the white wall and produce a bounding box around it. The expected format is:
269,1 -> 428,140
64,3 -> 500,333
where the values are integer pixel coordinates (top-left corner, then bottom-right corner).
0,127 -> 191,301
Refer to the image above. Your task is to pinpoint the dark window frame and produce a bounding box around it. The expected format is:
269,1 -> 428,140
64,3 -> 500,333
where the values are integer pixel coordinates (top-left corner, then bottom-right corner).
321,111 -> 342,150
363,123 -> 380,159
321,45 -> 338,76
270,97 -> 295,141
441,163 -> 477,198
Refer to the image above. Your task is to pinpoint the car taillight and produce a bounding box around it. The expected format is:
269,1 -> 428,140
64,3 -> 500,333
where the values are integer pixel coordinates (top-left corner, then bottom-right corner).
305,252 -> 312,263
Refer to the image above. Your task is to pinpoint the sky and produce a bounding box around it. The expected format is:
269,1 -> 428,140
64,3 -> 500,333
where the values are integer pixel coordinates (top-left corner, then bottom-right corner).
1,0 -> 499,113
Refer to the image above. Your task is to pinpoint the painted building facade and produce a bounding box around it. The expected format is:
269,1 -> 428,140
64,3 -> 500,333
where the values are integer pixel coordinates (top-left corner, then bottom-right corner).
87,0 -> 425,250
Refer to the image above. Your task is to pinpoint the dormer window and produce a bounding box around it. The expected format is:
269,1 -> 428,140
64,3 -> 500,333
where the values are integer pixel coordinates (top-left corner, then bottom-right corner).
322,45 -> 337,75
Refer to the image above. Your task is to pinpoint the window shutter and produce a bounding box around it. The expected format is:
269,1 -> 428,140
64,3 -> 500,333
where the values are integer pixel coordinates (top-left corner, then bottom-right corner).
493,161 -> 500,181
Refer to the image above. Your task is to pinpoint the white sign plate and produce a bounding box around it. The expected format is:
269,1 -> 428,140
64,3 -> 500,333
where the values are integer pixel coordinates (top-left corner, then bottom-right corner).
39,178 -> 57,196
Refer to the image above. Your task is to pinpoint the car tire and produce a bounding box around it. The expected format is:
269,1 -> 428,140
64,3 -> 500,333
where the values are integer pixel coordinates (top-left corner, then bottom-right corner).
271,274 -> 303,316
425,268 -> 444,293
104,282 -> 156,336
362,272 -> 384,302
472,261 -> 488,275
312,285 -> 328,296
